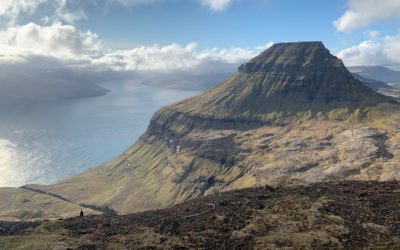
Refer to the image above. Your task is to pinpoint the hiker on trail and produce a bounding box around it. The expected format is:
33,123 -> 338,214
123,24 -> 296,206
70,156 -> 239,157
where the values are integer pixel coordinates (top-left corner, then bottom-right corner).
80,209 -> 84,218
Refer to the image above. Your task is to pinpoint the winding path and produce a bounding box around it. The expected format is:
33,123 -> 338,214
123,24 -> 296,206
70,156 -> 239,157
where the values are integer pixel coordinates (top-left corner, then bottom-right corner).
181,203 -> 216,219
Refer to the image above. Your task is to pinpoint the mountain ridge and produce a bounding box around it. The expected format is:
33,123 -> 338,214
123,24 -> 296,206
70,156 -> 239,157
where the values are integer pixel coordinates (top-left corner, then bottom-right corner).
352,73 -> 400,100
348,65 -> 400,84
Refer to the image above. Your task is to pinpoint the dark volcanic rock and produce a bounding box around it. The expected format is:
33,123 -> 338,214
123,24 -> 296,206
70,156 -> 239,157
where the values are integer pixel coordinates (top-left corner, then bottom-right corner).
239,41 -> 337,74
235,41 -> 392,110
4,181 -> 400,249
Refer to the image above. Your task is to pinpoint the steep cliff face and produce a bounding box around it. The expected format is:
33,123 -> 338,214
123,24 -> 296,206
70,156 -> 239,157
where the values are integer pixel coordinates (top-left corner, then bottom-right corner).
1,41 -> 400,221
143,42 -> 394,154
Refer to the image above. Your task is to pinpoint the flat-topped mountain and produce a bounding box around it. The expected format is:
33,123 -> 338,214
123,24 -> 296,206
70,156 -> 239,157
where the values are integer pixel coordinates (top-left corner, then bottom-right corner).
163,42 -> 392,125
1,41 -> 400,221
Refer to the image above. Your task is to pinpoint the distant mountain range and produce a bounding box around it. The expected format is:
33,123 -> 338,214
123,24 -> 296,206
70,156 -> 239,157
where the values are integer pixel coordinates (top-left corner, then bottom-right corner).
348,65 -> 400,84
351,73 -> 400,100
0,66 -> 110,107
351,73 -> 395,90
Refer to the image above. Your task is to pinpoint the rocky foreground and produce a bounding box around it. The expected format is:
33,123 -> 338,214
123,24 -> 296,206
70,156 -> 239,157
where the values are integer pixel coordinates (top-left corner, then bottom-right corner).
2,180 -> 400,249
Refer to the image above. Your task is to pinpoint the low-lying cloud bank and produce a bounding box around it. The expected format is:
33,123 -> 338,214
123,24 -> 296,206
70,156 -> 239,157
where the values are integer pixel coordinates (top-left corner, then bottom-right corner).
0,22 -> 271,73
0,22 -> 100,63
337,34 -> 400,66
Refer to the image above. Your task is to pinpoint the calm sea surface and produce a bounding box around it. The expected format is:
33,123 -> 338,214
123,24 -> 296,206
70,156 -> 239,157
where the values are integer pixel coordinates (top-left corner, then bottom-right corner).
0,80 -> 198,187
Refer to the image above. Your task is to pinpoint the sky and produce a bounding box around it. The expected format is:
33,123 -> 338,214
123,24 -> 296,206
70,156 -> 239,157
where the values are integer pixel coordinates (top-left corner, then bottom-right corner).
0,0 -> 400,75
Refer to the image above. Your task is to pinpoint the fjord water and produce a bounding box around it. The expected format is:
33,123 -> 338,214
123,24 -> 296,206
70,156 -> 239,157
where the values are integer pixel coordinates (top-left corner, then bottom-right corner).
0,80 -> 198,187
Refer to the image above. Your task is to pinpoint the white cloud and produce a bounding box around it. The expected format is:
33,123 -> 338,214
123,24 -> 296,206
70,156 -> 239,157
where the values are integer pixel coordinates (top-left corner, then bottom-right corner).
0,0 -> 47,22
383,35 -> 400,63
0,0 -> 86,24
337,41 -> 387,66
334,0 -> 400,32
0,22 -> 101,62
337,34 -> 400,66
92,42 -> 269,72
92,43 -> 201,72
0,22 -> 270,73
199,0 -> 233,11
0,0 -> 245,71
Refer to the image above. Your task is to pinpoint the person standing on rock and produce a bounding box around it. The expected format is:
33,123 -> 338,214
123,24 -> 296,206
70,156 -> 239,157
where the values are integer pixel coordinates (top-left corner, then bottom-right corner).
80,209 -> 84,218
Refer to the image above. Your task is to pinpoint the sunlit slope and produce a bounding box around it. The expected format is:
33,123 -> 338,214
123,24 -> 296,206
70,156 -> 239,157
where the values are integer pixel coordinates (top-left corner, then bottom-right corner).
0,187 -> 99,221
